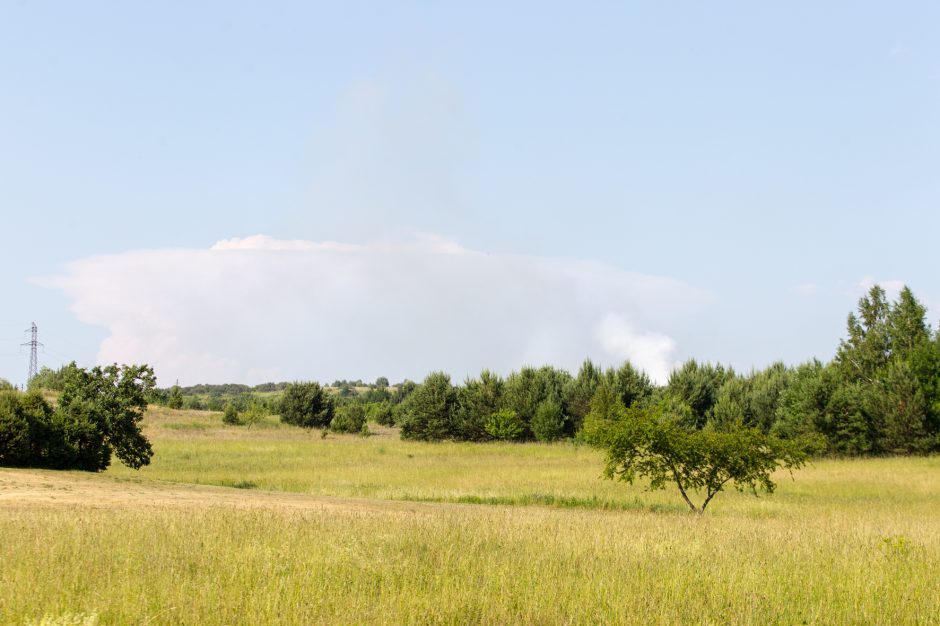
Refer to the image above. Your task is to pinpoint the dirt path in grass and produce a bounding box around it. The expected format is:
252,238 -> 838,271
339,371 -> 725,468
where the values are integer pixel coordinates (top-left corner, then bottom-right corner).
0,468 -> 438,516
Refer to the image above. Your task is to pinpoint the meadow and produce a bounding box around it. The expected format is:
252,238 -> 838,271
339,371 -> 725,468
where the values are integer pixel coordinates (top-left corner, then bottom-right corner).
1,406 -> 939,625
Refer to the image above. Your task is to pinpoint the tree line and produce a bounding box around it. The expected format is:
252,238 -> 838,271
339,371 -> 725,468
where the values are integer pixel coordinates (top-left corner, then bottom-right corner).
334,285 -> 940,454
7,284 -> 935,461
141,284 -> 940,455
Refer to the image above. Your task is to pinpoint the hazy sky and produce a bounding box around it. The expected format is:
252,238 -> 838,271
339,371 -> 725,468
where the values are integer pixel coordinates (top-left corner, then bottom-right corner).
1,2 -> 938,387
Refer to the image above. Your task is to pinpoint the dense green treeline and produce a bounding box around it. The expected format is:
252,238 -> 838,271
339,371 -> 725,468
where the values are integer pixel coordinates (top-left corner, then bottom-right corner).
370,285 -> 940,454
11,285 -> 939,456
147,284 -> 940,453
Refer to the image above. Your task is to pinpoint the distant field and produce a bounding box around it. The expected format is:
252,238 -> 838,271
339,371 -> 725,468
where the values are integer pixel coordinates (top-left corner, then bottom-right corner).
2,406 -> 939,625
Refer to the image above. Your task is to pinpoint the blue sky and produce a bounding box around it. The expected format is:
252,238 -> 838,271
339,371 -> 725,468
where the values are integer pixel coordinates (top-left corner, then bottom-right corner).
1,2 -> 938,386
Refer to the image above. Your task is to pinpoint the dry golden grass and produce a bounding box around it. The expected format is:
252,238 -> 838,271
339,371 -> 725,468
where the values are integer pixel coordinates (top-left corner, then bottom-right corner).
1,407 -> 939,625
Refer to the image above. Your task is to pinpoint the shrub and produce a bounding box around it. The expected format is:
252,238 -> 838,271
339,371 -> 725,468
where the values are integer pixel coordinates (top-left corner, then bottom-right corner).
183,396 -> 205,411
372,401 -> 395,426
532,399 -> 566,441
222,403 -> 239,425
399,372 -> 458,440
485,409 -> 524,441
279,382 -> 334,428
331,404 -> 366,433
167,385 -> 184,410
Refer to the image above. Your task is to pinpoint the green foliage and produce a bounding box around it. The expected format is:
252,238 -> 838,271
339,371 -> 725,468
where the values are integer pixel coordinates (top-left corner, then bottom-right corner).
0,363 -> 155,471
503,366 -> 572,437
167,385 -> 184,410
485,409 -> 524,441
240,399 -> 267,428
331,404 -> 367,433
56,363 -> 156,470
390,380 -> 417,405
183,395 -> 205,411
711,362 -> 790,432
667,360 -> 733,428
604,361 -> 654,410
454,370 -> 503,441
869,360 -> 932,454
222,403 -> 239,425
372,401 -> 395,427
564,359 -> 603,431
27,366 -> 68,392
0,378 -> 13,391
279,382 -> 334,429
0,391 -> 35,465
399,372 -> 457,441
586,400 -> 809,513
531,399 -> 565,442
772,361 -> 835,441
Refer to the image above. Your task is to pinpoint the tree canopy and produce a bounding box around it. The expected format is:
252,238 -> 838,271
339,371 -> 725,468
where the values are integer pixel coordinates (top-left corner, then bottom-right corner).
584,398 -> 810,513
0,362 -> 155,471
279,382 -> 334,428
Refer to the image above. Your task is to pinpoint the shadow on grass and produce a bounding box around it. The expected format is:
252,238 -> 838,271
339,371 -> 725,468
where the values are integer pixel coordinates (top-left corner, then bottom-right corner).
393,493 -> 687,514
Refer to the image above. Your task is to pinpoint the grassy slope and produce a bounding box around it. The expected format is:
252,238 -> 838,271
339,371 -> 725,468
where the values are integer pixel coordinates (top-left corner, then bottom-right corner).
1,407 -> 939,625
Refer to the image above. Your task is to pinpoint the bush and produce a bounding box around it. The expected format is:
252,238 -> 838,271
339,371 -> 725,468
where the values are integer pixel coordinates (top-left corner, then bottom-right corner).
485,409 -> 524,441
167,385 -> 184,410
183,396 -> 205,411
0,363 -> 155,472
532,399 -> 566,441
222,403 -> 239,425
279,382 -> 334,429
399,372 -> 458,441
331,404 -> 366,433
372,401 -> 395,426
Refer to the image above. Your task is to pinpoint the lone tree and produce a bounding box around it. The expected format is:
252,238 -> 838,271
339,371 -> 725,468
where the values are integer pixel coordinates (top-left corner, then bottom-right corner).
584,398 -> 809,514
279,382 -> 334,428
0,362 -> 156,472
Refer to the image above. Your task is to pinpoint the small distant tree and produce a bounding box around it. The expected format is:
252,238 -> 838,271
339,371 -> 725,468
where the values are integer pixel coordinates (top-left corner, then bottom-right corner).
399,372 -> 457,440
167,385 -> 184,410
372,402 -> 395,427
241,398 -> 267,428
564,359 -> 603,432
455,370 -> 504,441
183,395 -> 205,411
279,382 -> 334,429
485,409 -> 524,441
605,361 -> 655,410
585,399 -> 809,514
331,404 -> 366,433
531,399 -> 566,441
375,376 -> 389,388
27,366 -> 69,392
222,402 -> 239,425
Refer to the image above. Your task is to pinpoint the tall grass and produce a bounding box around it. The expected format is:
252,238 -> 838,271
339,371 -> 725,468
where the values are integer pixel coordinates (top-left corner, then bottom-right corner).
1,407 -> 938,624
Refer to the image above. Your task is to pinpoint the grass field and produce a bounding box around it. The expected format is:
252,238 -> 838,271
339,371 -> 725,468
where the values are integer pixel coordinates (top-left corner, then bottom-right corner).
2,407 -> 939,625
